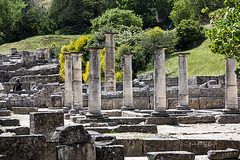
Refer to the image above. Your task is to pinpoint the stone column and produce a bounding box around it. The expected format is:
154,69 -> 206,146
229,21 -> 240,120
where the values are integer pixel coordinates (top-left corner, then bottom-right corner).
224,56 -> 239,113
177,53 -> 191,110
64,53 -> 73,108
121,53 -> 135,111
71,52 -> 83,111
86,47 -> 103,118
104,32 -> 118,92
152,46 -> 169,117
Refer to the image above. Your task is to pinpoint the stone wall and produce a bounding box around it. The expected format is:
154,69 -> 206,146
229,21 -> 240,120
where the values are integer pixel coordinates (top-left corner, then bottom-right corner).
0,135 -> 56,160
117,138 -> 240,156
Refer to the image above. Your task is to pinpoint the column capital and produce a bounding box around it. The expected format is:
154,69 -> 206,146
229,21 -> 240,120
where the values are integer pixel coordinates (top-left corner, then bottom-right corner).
178,53 -> 190,57
87,47 -> 103,52
103,32 -> 118,36
70,51 -> 84,56
152,46 -> 168,51
122,52 -> 134,58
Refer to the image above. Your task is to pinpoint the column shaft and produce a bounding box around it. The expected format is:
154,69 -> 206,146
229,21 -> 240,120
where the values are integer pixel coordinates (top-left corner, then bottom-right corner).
104,33 -> 118,92
225,57 -> 238,111
177,53 -> 191,110
122,53 -> 134,110
64,53 -> 73,108
87,47 -> 103,118
71,52 -> 83,110
152,46 -> 169,117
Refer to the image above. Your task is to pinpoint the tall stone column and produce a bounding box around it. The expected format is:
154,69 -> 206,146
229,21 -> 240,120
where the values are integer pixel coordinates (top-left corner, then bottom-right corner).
86,47 -> 103,118
121,53 -> 135,111
224,56 -> 239,113
71,52 -> 83,110
104,32 -> 118,92
64,53 -> 73,108
177,53 -> 191,110
152,46 -> 169,117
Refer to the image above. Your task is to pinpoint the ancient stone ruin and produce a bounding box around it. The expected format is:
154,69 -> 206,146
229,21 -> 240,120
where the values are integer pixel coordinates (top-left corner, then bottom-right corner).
1,35 -> 240,160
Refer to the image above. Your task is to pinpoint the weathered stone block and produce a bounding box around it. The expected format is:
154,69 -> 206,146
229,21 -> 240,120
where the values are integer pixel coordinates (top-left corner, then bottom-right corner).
0,135 -> 56,160
101,99 -> 113,110
146,117 -> 178,125
92,135 -> 117,146
177,116 -> 215,124
5,127 -> 29,135
167,98 -> 178,109
112,99 -> 122,109
216,114 -> 240,124
199,97 -> 224,109
147,151 -> 195,160
143,139 -> 180,154
208,148 -> 239,160
96,145 -> 124,160
12,107 -> 38,114
0,110 -> 11,116
0,118 -> 20,126
30,111 -> 64,139
116,125 -> 158,134
179,139 -> 218,155
52,125 -> 96,160
133,97 -> 150,110
51,95 -> 62,108
189,98 -> 199,109
116,139 -> 144,156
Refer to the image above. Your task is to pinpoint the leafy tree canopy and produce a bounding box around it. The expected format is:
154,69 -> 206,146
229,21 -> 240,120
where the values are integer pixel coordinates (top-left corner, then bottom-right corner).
207,0 -> 240,72
91,8 -> 143,32
0,0 -> 27,43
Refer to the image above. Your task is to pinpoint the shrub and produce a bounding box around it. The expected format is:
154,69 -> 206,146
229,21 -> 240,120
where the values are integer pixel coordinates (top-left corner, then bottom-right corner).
59,35 -> 90,80
176,19 -> 205,50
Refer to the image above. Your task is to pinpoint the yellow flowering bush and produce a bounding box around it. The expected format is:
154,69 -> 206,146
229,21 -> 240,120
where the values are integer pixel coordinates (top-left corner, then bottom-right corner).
59,35 -> 90,80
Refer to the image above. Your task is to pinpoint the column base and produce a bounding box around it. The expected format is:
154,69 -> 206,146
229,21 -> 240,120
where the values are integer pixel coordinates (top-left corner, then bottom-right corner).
177,105 -> 191,110
85,112 -> 103,119
151,111 -> 169,117
69,109 -> 80,114
223,109 -> 240,114
72,105 -> 83,111
121,106 -> 135,111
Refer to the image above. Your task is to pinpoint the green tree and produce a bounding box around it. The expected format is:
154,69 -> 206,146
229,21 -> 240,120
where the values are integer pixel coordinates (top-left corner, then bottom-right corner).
170,0 -> 224,27
207,0 -> 240,72
0,0 -> 27,43
49,0 -> 117,35
91,8 -> 143,32
116,0 -> 174,29
176,19 -> 205,50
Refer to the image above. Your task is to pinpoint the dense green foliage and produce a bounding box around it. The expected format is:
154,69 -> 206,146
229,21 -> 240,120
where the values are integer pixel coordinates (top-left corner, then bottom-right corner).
0,0 -> 26,43
170,0 -> 224,26
207,0 -> 240,72
176,19 -> 205,50
91,8 -> 143,32
116,0 -> 175,29
49,0 -> 117,35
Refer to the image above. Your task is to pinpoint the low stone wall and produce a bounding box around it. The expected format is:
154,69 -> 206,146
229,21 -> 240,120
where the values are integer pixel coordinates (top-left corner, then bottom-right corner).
116,138 -> 240,156
10,74 -> 61,83
0,135 -> 56,160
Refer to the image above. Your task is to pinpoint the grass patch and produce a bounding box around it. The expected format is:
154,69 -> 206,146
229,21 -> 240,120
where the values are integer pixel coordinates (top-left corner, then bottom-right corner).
0,35 -> 83,55
144,38 -> 225,78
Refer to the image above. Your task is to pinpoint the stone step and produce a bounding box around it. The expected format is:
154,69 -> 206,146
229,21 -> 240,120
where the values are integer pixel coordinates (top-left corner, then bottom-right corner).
0,118 -> 20,126
207,148 -> 239,160
147,151 -> 195,160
